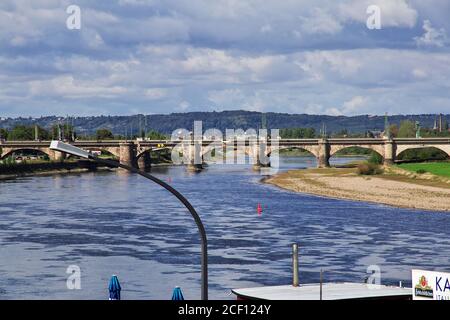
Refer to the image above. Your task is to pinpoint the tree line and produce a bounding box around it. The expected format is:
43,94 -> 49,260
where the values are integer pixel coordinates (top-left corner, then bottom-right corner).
279,120 -> 450,139
0,125 -> 168,141
1,120 -> 449,141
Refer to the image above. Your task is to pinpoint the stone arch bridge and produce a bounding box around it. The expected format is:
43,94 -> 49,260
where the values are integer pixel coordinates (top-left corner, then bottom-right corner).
1,138 -> 449,170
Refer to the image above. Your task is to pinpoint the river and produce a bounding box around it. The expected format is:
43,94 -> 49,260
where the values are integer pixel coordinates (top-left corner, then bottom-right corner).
0,156 -> 449,299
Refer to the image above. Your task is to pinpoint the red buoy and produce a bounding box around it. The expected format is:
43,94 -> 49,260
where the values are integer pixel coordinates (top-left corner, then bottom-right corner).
257,203 -> 263,215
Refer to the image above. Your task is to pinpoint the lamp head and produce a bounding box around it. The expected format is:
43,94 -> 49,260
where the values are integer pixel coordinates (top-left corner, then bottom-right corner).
50,140 -> 91,159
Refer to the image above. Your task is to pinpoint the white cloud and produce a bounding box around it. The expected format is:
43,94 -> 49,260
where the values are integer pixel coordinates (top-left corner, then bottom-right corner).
342,96 -> 367,113
179,100 -> 190,110
145,88 -> 168,100
0,0 -> 449,117
339,0 -> 418,28
300,7 -> 343,35
260,24 -> 272,34
415,19 -> 448,47
313,96 -> 368,116
178,49 -> 241,75
412,68 -> 428,79
29,76 -> 127,99
207,89 -> 244,106
10,36 -> 27,47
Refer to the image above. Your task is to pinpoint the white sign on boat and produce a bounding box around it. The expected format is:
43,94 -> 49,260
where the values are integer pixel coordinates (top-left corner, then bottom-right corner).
412,269 -> 450,300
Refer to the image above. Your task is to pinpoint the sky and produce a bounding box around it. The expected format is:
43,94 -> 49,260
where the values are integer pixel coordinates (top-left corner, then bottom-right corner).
0,0 -> 449,117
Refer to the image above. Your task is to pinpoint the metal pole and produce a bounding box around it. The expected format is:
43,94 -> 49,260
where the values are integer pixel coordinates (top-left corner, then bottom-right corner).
90,156 -> 208,300
292,243 -> 299,287
320,269 -> 323,300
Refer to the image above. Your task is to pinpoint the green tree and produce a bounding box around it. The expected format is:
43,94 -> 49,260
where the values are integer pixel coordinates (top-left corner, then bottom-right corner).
146,130 -> 167,140
0,128 -> 8,140
334,129 -> 348,138
8,125 -> 34,140
388,124 -> 399,138
397,121 -> 416,138
368,152 -> 383,164
34,126 -> 50,140
280,127 -> 316,138
96,128 -> 114,140
398,147 -> 448,161
51,124 -> 75,141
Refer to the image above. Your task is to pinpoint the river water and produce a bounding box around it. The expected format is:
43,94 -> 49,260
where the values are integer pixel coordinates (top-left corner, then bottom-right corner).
0,156 -> 449,300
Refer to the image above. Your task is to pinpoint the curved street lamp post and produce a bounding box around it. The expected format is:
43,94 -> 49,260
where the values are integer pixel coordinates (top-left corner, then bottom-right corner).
50,140 -> 208,300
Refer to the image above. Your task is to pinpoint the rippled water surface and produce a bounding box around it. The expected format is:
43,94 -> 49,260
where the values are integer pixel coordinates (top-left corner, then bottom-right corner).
0,156 -> 449,299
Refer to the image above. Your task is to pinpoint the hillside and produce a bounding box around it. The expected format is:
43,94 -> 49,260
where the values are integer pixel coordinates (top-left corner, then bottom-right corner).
0,111 -> 448,136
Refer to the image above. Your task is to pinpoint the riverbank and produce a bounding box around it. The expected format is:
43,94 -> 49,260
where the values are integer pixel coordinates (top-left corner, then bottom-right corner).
0,160 -> 116,180
0,167 -> 116,180
0,160 -> 173,180
265,166 -> 450,212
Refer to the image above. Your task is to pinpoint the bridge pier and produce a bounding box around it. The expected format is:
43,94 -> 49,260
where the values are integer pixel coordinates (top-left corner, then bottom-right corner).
119,142 -> 137,168
187,162 -> 203,171
383,139 -> 396,165
252,143 -> 261,171
317,139 -> 330,168
251,141 -> 271,171
138,152 -> 152,171
187,141 -> 203,172
49,149 -> 66,162
187,163 -> 203,172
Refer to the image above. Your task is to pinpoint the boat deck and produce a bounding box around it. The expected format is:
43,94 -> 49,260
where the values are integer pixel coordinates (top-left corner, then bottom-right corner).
232,282 -> 412,300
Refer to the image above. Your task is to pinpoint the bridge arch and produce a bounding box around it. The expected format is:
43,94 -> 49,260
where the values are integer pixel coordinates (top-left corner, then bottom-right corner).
268,146 -> 319,158
396,145 -> 450,160
136,147 -> 172,159
202,144 -> 256,158
201,144 -> 223,157
329,144 -> 384,159
0,147 -> 52,160
219,146 -> 254,158
82,147 -> 120,159
201,144 -> 225,163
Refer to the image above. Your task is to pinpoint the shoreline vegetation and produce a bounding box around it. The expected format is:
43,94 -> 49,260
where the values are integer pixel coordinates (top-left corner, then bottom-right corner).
0,159 -> 172,180
0,160 -> 114,180
265,163 -> 450,212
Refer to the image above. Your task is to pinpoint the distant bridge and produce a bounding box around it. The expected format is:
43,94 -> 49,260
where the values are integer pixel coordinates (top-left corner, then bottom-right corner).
1,138 -> 449,170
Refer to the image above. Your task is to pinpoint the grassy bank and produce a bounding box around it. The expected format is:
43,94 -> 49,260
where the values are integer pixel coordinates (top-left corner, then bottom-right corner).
396,162 -> 450,178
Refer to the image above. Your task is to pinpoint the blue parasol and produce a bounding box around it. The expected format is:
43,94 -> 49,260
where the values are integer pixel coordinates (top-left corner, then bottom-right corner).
171,286 -> 184,300
108,275 -> 121,300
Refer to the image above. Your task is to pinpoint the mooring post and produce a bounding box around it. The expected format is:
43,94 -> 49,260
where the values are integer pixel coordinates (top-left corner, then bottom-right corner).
320,269 -> 323,300
292,243 -> 299,287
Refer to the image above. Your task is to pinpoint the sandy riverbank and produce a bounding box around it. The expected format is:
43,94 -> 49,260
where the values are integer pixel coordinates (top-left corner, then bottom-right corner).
265,167 -> 450,212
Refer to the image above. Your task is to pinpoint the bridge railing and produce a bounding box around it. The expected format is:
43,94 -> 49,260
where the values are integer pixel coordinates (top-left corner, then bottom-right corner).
1,137 -> 449,146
